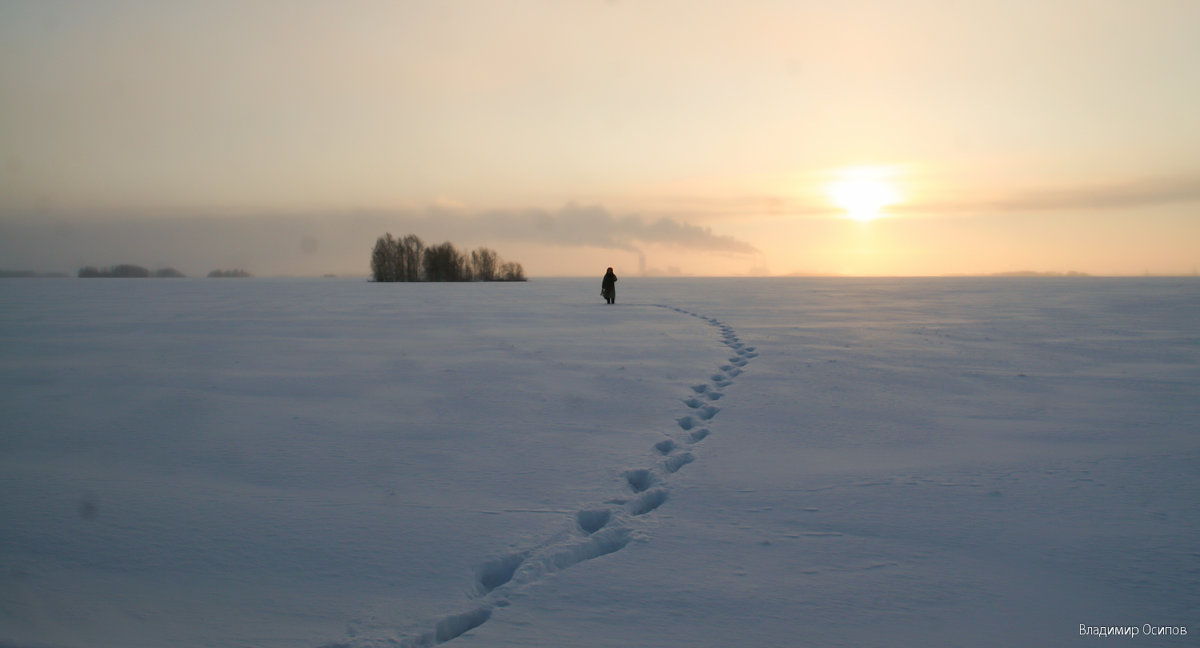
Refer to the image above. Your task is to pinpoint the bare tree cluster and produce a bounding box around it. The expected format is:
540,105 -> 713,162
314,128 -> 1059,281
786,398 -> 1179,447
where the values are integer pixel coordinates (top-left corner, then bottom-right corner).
371,233 -> 525,282
371,233 -> 425,282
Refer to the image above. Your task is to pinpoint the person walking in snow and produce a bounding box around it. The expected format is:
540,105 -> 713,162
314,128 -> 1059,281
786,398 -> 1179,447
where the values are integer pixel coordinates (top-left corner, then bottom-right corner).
601,267 -> 617,304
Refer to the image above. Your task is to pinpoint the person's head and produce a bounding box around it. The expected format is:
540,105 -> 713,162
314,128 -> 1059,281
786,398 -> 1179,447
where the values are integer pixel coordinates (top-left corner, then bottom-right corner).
606,267 -> 613,273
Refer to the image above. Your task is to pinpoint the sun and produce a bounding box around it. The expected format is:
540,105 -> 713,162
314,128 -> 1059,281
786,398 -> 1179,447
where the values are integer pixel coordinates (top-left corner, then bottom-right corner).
826,167 -> 901,222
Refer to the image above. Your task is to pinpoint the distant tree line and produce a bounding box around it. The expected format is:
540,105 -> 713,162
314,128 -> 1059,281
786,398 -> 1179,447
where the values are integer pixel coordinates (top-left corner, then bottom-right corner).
371,233 -> 526,282
79,264 -> 157,278
76,265 -> 251,278
0,270 -> 69,278
207,269 -> 253,278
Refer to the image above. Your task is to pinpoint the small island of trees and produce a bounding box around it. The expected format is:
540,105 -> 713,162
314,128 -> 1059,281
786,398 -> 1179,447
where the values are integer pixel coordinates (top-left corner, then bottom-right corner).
371,233 -> 525,282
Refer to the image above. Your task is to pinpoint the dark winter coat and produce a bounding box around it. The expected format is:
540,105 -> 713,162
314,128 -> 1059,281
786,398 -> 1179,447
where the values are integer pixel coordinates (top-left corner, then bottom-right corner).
601,271 -> 617,299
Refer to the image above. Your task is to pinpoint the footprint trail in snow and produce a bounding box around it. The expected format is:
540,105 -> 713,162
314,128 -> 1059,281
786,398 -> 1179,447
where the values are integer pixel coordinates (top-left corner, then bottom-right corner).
322,305 -> 757,647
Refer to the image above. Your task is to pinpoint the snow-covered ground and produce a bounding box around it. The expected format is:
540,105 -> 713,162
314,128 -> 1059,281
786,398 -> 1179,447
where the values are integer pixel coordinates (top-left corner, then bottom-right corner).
1,277 -> 1197,647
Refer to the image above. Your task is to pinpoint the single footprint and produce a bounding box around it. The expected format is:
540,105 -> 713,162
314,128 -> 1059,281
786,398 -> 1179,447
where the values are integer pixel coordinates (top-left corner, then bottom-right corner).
664,452 -> 695,473
627,489 -> 669,516
623,468 -> 657,493
476,553 -> 526,595
552,527 -> 631,569
576,509 -> 612,535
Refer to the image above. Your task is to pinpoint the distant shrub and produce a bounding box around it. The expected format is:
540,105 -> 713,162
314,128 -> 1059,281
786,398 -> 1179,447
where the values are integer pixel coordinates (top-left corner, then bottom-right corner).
208,269 -> 252,278
154,267 -> 186,278
370,233 -> 526,282
498,262 -> 525,282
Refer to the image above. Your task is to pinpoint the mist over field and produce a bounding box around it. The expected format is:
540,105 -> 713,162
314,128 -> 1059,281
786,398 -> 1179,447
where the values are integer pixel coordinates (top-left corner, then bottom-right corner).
0,206 -> 764,279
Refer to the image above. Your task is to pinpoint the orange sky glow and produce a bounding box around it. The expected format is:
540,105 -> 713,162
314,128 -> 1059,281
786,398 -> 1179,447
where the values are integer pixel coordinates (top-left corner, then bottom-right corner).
2,1 -> 1198,277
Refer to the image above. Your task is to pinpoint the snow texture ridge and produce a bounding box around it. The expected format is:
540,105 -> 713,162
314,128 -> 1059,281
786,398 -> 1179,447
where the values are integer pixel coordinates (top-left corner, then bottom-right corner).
326,305 -> 754,647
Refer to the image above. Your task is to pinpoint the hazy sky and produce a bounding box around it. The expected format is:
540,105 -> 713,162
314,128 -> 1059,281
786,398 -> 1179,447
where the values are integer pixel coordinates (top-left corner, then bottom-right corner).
2,0 -> 1198,276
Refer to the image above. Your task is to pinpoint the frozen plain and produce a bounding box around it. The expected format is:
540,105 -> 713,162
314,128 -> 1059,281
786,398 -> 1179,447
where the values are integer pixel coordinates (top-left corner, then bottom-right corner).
1,276 -> 1197,647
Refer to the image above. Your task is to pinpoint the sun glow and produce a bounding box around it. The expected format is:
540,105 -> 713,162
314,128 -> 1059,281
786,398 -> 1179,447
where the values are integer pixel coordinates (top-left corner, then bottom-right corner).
827,167 -> 902,222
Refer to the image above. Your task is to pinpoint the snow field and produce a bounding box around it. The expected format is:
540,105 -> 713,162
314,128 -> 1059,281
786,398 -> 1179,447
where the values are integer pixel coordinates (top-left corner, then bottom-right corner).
2,277 -> 1198,647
